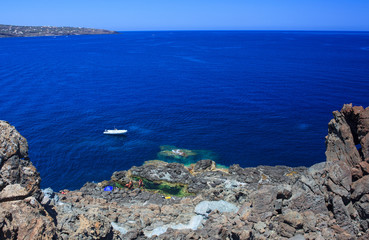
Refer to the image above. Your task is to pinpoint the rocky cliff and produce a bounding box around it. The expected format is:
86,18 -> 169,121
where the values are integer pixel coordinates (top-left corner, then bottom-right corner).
1,104 -> 369,239
0,121 -> 55,239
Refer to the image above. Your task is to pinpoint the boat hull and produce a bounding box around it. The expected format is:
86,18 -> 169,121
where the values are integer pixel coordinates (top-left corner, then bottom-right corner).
103,130 -> 127,135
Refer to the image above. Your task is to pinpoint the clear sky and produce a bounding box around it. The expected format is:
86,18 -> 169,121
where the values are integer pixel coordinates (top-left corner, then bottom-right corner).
1,0 -> 369,31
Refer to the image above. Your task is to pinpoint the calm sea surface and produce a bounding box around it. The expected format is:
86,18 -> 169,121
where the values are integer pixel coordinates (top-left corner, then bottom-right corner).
1,31 -> 369,190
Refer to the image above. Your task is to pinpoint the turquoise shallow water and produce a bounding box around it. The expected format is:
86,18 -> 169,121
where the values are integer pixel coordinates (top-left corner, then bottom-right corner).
1,31 -> 369,190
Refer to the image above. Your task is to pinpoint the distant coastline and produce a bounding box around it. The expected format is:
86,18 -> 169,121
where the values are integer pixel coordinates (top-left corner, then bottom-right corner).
0,24 -> 118,38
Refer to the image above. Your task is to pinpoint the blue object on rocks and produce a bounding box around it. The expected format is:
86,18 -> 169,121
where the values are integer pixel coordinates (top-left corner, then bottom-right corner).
104,186 -> 113,191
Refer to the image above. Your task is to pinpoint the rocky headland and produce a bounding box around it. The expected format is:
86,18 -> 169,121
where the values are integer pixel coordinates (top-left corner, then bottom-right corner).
0,24 -> 118,38
1,103 -> 369,239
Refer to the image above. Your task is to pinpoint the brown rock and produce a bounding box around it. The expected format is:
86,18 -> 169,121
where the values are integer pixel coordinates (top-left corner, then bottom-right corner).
193,159 -> 216,174
237,229 -> 253,239
351,175 -> 369,200
326,161 -> 352,198
332,195 -> 354,234
288,190 -> 327,215
0,121 -> 56,239
358,231 -> 369,240
0,184 -> 29,201
346,201 -> 358,219
356,107 -> 369,162
321,227 -> 336,239
278,222 -> 296,238
237,202 -> 252,221
302,211 -> 317,232
249,185 -> 278,221
283,210 -> 304,229
359,161 -> 369,174
341,104 -> 363,143
352,166 -> 363,181
0,199 -> 56,239
341,104 -> 369,162
253,221 -> 266,234
354,194 -> 369,220
361,134 -> 369,162
0,121 -> 41,199
325,110 -> 361,167
161,205 -> 178,217
0,121 -> 28,163
330,224 -> 353,240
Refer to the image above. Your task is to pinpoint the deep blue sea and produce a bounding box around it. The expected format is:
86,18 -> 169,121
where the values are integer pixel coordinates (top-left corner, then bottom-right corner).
1,31 -> 369,190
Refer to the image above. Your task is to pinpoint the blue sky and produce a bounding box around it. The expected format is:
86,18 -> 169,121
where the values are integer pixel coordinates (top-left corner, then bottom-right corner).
1,0 -> 369,31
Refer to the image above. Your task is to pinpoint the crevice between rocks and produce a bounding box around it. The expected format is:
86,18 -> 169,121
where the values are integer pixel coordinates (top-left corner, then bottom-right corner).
0,193 -> 31,203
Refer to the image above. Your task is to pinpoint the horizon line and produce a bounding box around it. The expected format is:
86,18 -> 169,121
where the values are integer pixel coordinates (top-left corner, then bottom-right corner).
1,23 -> 369,33
115,29 -> 369,33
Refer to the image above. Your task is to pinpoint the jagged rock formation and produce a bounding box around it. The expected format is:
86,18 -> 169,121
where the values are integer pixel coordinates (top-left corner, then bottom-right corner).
0,24 -> 118,38
0,121 -> 56,239
324,104 -> 369,235
1,104 -> 369,239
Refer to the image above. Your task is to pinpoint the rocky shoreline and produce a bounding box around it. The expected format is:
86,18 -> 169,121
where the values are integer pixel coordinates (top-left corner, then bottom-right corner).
0,24 -> 118,38
1,104 -> 369,239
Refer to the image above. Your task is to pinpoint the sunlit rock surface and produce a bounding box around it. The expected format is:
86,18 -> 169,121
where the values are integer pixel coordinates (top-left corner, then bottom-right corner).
0,121 -> 56,239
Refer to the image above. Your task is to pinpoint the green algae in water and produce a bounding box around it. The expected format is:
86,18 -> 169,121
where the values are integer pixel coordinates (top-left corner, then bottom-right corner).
133,177 -> 193,197
114,182 -> 125,188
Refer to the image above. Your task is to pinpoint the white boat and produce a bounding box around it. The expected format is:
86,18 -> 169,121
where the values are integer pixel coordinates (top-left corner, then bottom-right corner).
103,128 -> 127,135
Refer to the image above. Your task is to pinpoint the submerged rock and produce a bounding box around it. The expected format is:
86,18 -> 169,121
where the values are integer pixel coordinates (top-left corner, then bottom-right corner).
157,145 -> 218,164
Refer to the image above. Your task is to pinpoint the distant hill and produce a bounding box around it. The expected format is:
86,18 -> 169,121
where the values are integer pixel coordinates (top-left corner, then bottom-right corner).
0,24 -> 118,38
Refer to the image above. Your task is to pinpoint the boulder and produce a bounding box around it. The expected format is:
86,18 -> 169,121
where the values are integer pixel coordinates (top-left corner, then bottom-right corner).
302,211 -> 317,232
253,221 -> 266,234
0,121 -> 41,199
0,199 -> 56,239
278,222 -> 296,238
249,185 -> 278,220
0,184 -> 29,201
287,188 -> 327,215
359,161 -> 369,174
283,210 -> 304,229
237,202 -> 252,221
351,175 -> 369,200
332,195 -> 354,233
354,194 -> 369,220
193,159 -> 216,174
325,161 -> 351,199
0,121 -> 28,163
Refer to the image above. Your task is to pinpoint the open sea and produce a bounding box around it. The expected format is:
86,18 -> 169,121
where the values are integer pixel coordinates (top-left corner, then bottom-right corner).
1,31 -> 369,190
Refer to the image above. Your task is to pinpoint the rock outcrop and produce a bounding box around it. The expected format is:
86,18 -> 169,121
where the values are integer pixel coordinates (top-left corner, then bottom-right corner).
324,104 -> 369,236
0,121 -> 56,239
1,104 -> 369,239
